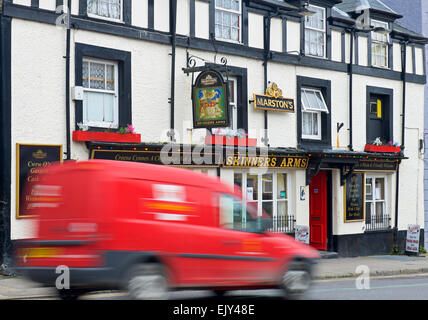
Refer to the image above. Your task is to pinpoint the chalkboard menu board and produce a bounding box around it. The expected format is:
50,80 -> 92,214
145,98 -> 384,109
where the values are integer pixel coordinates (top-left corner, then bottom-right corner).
344,173 -> 365,222
16,143 -> 63,219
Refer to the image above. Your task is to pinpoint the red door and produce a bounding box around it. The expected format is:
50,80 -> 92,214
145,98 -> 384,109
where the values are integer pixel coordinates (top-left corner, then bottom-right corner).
309,171 -> 327,250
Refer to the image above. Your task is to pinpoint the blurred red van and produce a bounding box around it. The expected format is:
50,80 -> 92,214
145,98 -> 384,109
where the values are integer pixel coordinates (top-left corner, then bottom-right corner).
13,160 -> 319,300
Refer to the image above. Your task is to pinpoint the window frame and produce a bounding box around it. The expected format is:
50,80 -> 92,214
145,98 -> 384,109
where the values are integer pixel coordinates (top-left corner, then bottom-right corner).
365,175 -> 390,230
304,4 -> 327,59
87,0 -> 124,23
301,87 -> 329,141
370,19 -> 390,69
234,171 -> 291,219
297,76 -> 332,149
82,57 -> 120,129
74,43 -> 132,132
214,0 -> 242,44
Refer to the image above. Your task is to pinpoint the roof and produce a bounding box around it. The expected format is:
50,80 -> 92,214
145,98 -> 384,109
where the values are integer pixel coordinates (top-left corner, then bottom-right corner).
335,0 -> 402,18
392,23 -> 428,42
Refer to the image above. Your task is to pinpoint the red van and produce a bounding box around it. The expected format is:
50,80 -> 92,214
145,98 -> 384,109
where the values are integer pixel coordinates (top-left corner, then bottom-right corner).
13,160 -> 320,300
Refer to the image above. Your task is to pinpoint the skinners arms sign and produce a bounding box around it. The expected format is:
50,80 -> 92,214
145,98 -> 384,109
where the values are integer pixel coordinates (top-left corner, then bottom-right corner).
254,82 -> 295,112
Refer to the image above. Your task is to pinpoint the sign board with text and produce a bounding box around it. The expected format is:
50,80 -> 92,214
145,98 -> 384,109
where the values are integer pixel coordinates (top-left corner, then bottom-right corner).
344,173 -> 365,222
16,143 -> 63,218
295,226 -> 310,244
406,224 -> 420,254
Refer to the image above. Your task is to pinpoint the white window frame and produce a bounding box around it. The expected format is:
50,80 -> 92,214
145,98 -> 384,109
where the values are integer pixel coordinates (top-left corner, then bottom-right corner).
301,87 -> 329,140
215,0 -> 242,44
87,0 -> 124,23
365,175 -> 390,229
304,4 -> 326,58
82,57 -> 119,129
234,171 -> 292,220
371,19 -> 389,68
211,76 -> 238,135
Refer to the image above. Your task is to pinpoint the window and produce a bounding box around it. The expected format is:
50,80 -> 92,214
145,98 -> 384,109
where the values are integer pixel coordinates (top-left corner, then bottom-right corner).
304,5 -> 326,58
301,88 -> 329,140
365,177 -> 390,231
371,20 -> 389,68
212,77 -> 238,135
234,172 -> 294,233
215,0 -> 241,43
87,0 -> 122,21
82,58 -> 119,128
219,194 -> 259,233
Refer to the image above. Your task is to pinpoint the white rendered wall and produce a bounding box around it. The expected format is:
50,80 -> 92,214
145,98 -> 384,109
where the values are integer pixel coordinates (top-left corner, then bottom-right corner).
133,0 -> 148,29
286,20 -> 300,54
248,12 -> 264,49
194,0 -> 209,39
331,30 -> 342,62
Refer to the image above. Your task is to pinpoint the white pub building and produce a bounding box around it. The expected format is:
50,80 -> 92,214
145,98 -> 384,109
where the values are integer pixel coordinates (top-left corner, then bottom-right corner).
0,0 -> 427,271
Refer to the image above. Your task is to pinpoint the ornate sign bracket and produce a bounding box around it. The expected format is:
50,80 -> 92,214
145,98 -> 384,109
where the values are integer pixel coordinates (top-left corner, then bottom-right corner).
182,52 -> 231,83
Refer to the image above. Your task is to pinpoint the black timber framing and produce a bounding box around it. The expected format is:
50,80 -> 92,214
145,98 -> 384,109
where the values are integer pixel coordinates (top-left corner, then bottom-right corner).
1,2 -> 426,85
0,15 -> 12,272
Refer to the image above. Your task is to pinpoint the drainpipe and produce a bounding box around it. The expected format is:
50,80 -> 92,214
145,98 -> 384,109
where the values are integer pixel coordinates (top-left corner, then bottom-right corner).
348,28 -> 354,151
168,0 -> 177,142
394,40 -> 408,245
262,13 -> 272,147
65,3 -> 71,160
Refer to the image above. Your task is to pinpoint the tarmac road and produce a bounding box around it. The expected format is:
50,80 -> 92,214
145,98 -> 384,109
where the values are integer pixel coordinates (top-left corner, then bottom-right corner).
16,273 -> 428,300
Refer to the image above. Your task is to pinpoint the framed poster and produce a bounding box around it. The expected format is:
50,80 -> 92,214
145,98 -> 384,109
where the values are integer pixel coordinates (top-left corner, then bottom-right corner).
192,69 -> 229,128
344,172 -> 365,222
16,143 -> 63,219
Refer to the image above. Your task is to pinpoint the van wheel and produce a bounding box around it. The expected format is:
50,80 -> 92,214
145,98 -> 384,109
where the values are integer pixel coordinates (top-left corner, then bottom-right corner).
281,260 -> 311,300
125,264 -> 168,300
213,290 -> 228,297
57,289 -> 84,300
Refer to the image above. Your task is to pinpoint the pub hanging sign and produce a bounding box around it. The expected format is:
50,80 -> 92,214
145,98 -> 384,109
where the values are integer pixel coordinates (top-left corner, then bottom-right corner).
254,82 -> 295,113
192,69 -> 229,129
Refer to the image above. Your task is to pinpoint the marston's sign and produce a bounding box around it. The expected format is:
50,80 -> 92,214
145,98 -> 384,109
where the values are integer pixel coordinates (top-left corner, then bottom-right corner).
224,154 -> 309,169
254,82 -> 295,112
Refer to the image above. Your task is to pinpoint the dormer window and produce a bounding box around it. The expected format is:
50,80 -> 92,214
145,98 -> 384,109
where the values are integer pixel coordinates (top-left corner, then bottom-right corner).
371,20 -> 389,68
304,5 -> 326,58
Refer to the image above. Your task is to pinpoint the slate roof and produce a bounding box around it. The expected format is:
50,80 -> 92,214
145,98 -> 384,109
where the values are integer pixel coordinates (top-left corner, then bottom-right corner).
335,0 -> 401,17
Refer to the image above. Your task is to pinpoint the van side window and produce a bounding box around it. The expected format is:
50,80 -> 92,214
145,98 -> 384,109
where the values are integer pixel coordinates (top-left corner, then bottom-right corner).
218,194 -> 259,233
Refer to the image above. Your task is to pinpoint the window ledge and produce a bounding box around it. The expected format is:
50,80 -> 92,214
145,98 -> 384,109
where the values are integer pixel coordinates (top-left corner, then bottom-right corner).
364,144 -> 401,153
73,131 -> 141,143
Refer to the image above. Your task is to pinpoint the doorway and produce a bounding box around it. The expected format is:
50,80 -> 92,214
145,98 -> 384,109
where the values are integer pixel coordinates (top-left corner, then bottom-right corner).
309,171 -> 328,250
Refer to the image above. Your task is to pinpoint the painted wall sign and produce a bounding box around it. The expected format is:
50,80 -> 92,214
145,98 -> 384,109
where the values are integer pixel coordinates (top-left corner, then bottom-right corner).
192,69 -> 229,128
91,148 -> 221,167
223,155 -> 309,169
406,224 -> 420,253
295,225 -> 310,244
355,160 -> 398,171
16,143 -> 63,219
344,173 -> 365,222
253,82 -> 295,112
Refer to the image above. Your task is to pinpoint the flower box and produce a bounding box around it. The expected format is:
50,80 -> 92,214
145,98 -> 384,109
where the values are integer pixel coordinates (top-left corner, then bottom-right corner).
364,144 -> 401,153
73,131 -> 141,143
205,135 -> 257,147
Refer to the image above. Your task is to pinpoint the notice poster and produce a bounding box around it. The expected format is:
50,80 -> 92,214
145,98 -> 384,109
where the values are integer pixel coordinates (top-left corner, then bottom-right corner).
295,225 -> 310,244
406,224 -> 420,254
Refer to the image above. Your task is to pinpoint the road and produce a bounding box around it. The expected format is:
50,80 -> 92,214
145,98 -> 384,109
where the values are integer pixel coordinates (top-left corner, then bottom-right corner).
19,273 -> 428,300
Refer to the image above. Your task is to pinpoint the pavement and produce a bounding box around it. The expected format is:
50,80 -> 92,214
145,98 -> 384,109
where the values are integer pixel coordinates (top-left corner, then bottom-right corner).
2,254 -> 428,299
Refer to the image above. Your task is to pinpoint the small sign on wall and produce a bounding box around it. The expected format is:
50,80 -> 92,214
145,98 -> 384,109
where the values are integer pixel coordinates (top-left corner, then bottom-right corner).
295,225 -> 310,244
16,143 -> 63,219
406,224 -> 420,254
